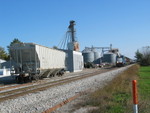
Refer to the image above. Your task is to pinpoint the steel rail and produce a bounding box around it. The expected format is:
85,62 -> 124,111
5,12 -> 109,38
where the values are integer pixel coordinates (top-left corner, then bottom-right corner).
0,68 -> 114,102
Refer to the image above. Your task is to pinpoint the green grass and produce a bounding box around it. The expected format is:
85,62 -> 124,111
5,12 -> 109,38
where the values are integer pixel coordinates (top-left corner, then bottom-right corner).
72,65 -> 150,113
74,65 -> 140,113
138,66 -> 150,113
138,66 -> 150,98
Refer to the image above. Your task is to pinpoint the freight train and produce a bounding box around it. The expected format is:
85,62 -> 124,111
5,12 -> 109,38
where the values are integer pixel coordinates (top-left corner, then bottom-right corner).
116,55 -> 126,67
10,43 -> 67,83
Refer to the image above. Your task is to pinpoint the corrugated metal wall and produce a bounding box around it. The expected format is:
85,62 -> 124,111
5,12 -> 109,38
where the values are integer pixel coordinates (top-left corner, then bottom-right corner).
10,43 -> 66,73
65,50 -> 83,72
73,51 -> 84,72
82,52 -> 94,63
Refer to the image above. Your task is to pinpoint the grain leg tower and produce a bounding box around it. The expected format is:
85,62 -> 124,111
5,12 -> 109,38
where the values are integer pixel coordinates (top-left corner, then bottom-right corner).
64,20 -> 83,72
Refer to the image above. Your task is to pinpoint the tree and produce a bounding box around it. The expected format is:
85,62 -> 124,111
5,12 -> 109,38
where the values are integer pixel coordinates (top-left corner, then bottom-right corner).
135,46 -> 150,66
135,49 -> 143,62
10,38 -> 22,46
0,46 -> 9,60
7,38 -> 22,53
53,46 -> 58,49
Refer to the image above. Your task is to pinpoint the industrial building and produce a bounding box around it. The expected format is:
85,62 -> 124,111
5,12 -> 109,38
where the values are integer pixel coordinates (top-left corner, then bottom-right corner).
64,50 -> 83,72
82,45 -> 112,67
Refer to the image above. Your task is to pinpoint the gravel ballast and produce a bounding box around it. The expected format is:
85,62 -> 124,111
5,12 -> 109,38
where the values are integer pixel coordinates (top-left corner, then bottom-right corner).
0,66 -> 132,113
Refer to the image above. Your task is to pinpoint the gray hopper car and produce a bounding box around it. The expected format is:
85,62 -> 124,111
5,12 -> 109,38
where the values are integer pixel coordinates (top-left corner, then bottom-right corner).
10,43 -> 66,83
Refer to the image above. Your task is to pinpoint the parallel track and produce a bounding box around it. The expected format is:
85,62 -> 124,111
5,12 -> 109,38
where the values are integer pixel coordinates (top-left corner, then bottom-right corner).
0,69 -> 98,91
0,68 -> 115,103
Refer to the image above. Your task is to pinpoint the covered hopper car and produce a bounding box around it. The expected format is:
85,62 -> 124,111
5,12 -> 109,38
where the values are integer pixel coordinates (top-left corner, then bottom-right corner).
10,43 -> 66,83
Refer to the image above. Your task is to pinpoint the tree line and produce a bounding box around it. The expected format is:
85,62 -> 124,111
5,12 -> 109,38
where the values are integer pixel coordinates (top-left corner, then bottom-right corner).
0,38 -> 22,60
135,46 -> 150,66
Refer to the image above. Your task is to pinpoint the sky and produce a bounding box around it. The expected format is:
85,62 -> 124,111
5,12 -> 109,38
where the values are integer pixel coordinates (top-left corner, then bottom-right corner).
0,0 -> 150,59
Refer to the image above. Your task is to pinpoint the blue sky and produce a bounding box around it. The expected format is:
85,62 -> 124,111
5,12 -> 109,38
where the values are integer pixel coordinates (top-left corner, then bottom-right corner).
0,0 -> 150,58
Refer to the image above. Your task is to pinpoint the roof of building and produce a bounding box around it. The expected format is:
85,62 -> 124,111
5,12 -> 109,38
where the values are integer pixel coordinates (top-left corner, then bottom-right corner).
0,59 -> 6,63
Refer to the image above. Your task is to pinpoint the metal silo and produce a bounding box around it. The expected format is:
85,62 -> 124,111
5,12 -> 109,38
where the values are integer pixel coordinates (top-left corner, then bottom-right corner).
82,52 -> 94,63
94,52 -> 100,60
102,53 -> 116,65
93,52 -> 100,64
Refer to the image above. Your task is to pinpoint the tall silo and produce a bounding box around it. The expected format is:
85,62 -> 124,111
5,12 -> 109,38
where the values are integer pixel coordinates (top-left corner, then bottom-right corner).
93,52 -> 100,64
102,53 -> 116,66
82,52 -> 94,63
94,52 -> 100,60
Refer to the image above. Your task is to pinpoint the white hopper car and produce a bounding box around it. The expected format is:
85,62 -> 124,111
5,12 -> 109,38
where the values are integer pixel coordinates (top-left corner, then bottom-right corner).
10,43 -> 66,83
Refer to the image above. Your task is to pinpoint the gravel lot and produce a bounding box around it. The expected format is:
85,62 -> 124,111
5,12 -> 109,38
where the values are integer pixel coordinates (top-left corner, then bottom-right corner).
0,66 -> 131,113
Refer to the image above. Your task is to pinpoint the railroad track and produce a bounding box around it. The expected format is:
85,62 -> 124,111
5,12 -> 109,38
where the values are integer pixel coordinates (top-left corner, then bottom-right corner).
0,68 -> 98,91
0,68 -> 115,103
0,79 -> 51,92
